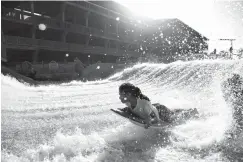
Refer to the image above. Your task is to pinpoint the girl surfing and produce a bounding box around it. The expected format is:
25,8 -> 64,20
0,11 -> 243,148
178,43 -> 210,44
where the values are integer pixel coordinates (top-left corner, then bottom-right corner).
118,83 -> 199,129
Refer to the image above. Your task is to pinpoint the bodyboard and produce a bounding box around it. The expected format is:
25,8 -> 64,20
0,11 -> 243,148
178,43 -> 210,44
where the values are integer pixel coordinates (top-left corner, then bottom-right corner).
111,108 -> 170,128
110,109 -> 144,123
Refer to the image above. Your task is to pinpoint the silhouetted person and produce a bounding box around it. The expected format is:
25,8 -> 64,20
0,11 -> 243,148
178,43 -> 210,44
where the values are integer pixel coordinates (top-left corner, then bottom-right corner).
229,47 -> 233,58
74,57 -> 84,79
229,47 -> 233,53
28,67 -> 37,79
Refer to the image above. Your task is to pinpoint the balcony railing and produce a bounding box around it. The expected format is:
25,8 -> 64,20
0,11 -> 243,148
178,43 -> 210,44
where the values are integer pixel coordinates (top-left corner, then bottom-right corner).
2,7 -> 142,45
4,36 -> 141,57
67,1 -> 132,24
2,7 -> 33,24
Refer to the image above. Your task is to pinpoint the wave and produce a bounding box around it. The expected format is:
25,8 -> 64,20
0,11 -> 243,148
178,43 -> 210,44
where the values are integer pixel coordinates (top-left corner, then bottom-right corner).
1,59 -> 243,162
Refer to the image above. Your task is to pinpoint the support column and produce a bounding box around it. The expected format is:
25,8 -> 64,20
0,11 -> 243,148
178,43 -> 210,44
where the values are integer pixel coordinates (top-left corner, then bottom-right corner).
105,40 -> 109,48
20,4 -> 23,20
30,1 -> 34,14
116,41 -> 119,52
30,1 -> 36,39
116,22 -> 119,35
61,3 -> 67,42
125,44 -> 130,53
104,23 -> 107,35
61,3 -> 66,22
85,35 -> 90,46
105,40 -> 109,53
73,14 -> 77,24
86,16 -> 89,27
104,18 -> 108,35
1,44 -> 7,62
62,31 -> 67,42
1,30 -> 7,62
85,11 -> 90,27
32,25 -> 36,39
32,49 -> 39,64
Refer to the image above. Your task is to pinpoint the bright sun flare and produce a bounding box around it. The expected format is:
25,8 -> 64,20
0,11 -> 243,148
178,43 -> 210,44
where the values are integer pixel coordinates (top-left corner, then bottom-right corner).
115,0 -> 214,20
115,0 -> 243,51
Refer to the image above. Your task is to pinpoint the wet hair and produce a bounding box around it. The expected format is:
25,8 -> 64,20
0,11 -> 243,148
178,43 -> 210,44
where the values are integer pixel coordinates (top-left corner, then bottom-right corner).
119,83 -> 150,101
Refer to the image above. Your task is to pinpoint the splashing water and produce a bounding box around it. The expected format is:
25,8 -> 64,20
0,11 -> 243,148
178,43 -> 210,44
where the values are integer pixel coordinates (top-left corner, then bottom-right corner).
1,59 -> 243,162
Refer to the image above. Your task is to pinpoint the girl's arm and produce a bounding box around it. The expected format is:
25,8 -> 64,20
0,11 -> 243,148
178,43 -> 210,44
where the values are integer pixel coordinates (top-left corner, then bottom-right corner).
142,101 -> 155,128
119,107 -> 133,114
141,101 -> 160,128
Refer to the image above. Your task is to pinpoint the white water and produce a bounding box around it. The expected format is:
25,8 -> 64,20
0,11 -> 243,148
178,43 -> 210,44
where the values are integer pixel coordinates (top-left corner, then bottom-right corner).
1,59 -> 243,162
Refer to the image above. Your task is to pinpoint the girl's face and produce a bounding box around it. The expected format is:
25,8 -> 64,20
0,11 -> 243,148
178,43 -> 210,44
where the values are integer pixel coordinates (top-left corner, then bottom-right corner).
119,91 -> 132,104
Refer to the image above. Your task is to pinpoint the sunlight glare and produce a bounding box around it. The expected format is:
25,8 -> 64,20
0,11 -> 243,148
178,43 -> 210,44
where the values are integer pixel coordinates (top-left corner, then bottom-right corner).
116,0 -> 214,20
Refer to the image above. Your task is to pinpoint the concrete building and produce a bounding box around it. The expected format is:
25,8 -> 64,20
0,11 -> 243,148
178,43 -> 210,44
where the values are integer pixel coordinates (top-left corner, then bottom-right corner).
2,1 -> 148,65
2,1 -> 208,65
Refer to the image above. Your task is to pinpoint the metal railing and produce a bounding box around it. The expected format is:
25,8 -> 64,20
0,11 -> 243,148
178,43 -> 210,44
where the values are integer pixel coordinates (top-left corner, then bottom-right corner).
2,7 -> 142,45
4,35 -> 141,57
69,1 -> 132,24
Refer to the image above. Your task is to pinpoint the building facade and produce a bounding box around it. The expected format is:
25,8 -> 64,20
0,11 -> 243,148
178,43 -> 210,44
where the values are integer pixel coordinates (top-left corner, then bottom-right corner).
2,1 -> 208,65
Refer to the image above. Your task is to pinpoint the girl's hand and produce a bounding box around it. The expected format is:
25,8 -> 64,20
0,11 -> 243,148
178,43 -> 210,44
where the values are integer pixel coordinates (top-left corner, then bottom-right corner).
144,123 -> 150,129
144,119 -> 151,129
119,107 -> 128,112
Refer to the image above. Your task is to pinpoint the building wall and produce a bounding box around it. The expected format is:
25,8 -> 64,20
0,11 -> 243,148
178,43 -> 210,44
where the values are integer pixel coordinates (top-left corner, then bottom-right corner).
2,1 -> 142,64
2,1 -> 208,65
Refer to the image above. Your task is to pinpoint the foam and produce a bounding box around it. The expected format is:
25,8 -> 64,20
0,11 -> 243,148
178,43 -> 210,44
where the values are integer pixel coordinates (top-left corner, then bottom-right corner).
2,59 -> 243,161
